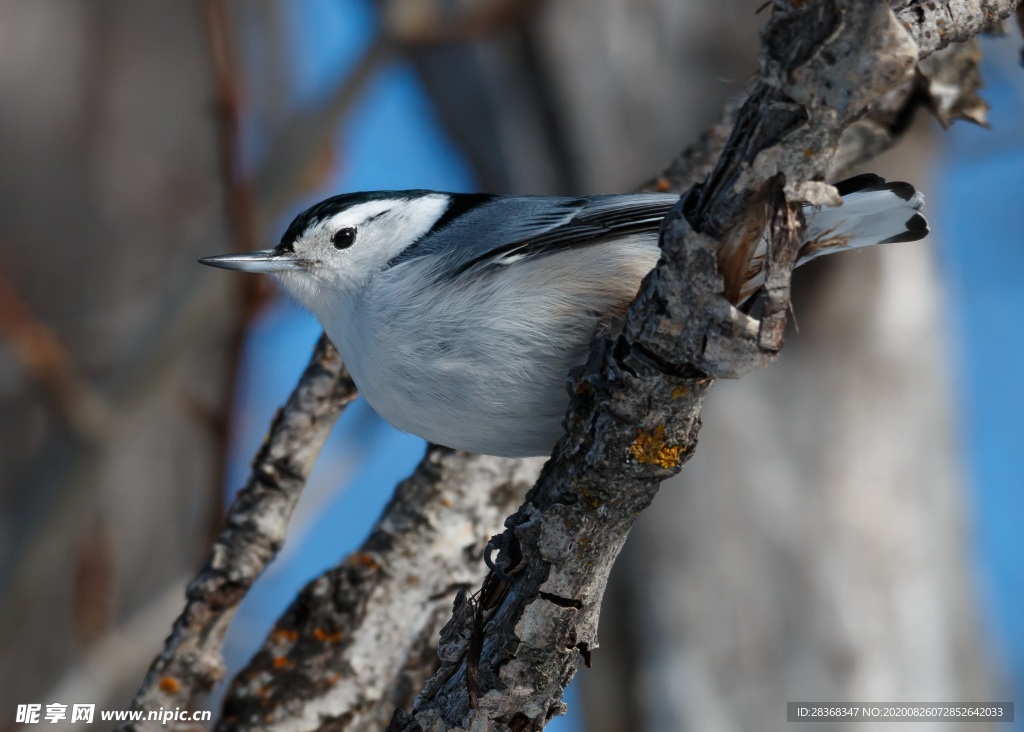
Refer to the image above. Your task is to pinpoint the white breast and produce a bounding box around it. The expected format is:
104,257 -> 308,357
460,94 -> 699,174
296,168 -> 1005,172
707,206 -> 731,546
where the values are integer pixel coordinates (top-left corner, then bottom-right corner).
321,237 -> 660,457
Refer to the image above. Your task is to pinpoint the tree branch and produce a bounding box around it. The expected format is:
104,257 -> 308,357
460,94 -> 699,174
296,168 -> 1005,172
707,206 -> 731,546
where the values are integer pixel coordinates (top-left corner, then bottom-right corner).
218,449 -> 544,732
389,2 -> 1020,729
123,335 -> 356,730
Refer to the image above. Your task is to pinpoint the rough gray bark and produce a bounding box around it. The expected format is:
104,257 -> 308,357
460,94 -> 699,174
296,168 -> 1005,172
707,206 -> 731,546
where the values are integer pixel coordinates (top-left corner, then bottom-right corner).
591,33 -> 997,732
620,128 -> 997,732
387,2 -> 1020,730
123,336 -> 357,730
218,450 -> 544,732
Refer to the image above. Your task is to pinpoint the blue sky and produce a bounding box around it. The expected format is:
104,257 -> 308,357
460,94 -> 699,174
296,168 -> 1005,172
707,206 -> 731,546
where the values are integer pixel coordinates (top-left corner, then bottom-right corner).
934,40 -> 1024,705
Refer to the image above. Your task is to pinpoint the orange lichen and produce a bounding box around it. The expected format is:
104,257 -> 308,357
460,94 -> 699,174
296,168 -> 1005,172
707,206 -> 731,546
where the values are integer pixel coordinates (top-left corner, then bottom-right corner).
272,656 -> 292,669
270,628 -> 298,645
158,676 -> 180,694
578,486 -> 599,508
671,385 -> 690,399
630,425 -> 685,468
350,552 -> 380,570
310,627 -> 344,643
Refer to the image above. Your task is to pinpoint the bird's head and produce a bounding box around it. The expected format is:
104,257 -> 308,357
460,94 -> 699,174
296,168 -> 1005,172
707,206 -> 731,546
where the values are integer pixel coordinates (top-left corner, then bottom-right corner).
199,190 -> 451,309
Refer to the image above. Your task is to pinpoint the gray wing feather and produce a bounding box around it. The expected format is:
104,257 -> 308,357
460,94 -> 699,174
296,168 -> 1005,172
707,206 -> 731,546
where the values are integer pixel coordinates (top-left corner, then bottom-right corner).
393,193 -> 679,278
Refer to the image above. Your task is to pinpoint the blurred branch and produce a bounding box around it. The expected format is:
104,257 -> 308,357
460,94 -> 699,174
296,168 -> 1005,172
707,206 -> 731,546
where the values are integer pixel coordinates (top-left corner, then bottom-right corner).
202,0 -> 273,532
0,40 -> 263,605
204,0 -> 260,259
381,0 -> 544,45
0,270 -> 112,440
0,275 -> 236,641
122,335 -> 356,730
390,2 -> 1020,730
0,272 -> 114,629
45,577 -> 190,732
252,35 -> 393,232
253,0 -> 544,225
218,449 -> 544,732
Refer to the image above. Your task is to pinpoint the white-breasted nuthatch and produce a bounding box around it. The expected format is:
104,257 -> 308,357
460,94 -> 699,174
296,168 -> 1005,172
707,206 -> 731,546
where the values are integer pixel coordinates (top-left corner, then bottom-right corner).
201,174 -> 927,457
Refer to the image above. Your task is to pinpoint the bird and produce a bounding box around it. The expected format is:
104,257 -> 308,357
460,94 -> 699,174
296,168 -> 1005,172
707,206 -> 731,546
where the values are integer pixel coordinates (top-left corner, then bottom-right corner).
200,174 -> 927,458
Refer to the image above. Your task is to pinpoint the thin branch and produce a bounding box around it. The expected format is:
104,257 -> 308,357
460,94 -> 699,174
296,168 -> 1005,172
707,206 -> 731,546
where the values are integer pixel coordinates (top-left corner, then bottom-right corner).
252,0 -> 544,226
122,335 -> 357,730
202,0 -> 273,534
390,2 -> 1021,729
218,449 -> 545,732
252,36 -> 393,230
382,0 -> 545,46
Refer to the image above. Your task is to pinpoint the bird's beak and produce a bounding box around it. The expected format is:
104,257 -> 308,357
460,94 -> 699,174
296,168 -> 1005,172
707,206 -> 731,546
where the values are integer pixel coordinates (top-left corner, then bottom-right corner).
198,249 -> 303,273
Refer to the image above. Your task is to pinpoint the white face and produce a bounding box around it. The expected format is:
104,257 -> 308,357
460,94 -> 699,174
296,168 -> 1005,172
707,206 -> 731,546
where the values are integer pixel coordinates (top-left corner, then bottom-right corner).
275,194 -> 449,311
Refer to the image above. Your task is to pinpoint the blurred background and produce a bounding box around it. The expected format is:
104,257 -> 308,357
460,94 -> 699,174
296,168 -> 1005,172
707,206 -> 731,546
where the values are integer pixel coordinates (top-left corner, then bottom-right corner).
0,1 -> 1021,730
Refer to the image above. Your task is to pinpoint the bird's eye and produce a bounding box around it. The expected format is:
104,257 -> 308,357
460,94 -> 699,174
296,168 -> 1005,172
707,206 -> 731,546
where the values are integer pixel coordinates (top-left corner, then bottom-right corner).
332,227 -> 356,250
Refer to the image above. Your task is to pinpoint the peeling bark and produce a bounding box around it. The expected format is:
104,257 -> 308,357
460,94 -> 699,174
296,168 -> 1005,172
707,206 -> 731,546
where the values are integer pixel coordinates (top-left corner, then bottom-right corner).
918,40 -> 990,128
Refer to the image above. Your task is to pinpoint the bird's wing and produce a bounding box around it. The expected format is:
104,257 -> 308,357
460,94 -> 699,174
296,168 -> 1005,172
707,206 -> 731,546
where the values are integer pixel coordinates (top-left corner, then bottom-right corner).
394,193 -> 679,278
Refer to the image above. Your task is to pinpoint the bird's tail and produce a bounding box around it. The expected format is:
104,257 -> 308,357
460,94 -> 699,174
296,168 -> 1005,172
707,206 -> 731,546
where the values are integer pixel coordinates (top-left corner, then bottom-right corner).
800,173 -> 929,262
740,174 -> 928,302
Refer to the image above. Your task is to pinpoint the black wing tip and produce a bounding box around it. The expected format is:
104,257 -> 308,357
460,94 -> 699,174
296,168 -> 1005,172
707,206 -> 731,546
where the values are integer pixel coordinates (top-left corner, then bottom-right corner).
887,182 -> 917,202
834,173 -> 886,196
834,174 -> 918,203
880,213 -> 930,244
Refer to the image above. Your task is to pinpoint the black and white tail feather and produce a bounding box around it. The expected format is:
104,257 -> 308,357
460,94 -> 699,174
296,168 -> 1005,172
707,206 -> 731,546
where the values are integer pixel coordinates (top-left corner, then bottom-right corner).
802,173 -> 927,256
741,173 -> 928,301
